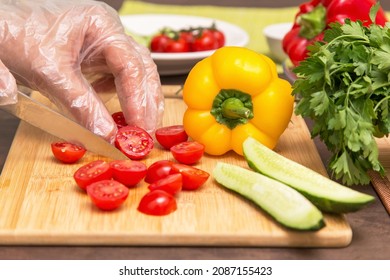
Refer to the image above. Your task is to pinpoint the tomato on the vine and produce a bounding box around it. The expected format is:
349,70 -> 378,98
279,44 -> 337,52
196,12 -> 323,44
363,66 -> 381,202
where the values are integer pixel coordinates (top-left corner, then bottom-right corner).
109,160 -> 147,187
138,190 -> 177,216
86,179 -> 129,211
51,142 -> 86,164
155,125 -> 188,150
115,125 -> 154,160
192,29 -> 220,52
73,160 -> 113,190
150,34 -> 171,52
170,141 -> 205,165
165,37 -> 190,53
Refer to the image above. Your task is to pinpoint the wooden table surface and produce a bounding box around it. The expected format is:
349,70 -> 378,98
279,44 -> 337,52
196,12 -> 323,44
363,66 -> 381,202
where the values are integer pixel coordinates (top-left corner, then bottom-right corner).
1,0 -> 389,260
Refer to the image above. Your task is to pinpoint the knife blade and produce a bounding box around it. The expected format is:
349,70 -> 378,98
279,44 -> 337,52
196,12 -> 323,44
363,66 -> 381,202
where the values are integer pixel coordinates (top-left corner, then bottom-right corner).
0,91 -> 128,160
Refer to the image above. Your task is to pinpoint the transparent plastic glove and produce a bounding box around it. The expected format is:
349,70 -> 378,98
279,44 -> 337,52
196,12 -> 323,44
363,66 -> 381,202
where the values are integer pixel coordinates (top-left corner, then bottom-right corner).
0,0 -> 164,143
0,59 -> 17,106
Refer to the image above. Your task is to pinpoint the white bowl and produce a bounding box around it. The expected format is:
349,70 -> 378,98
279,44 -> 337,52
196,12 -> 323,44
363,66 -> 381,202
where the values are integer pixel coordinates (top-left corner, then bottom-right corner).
121,14 -> 249,75
263,23 -> 292,63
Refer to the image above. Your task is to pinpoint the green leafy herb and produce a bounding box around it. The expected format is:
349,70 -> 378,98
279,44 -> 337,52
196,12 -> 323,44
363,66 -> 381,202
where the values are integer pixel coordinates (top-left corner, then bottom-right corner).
292,13 -> 390,186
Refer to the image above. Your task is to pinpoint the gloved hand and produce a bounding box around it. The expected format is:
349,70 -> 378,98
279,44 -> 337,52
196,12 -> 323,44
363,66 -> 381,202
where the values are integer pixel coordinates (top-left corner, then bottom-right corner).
0,0 -> 164,144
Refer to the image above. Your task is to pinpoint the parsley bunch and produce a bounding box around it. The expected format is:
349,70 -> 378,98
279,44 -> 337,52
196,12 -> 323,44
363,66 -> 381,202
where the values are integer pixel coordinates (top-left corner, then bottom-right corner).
292,7 -> 390,186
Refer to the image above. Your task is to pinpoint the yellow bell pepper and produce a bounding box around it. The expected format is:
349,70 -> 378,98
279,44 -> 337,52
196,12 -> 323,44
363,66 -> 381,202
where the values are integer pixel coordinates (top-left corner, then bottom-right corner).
182,46 -> 294,155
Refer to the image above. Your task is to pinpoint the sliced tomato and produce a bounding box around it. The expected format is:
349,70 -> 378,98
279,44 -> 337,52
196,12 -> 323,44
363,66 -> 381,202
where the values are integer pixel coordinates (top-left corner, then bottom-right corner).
171,163 -> 210,190
137,190 -> 177,216
51,142 -> 86,164
73,160 -> 113,190
112,111 -> 128,128
144,160 -> 175,183
115,125 -> 154,160
109,160 -> 147,187
170,141 -> 205,165
86,179 -> 129,211
155,125 -> 188,150
148,173 -> 182,195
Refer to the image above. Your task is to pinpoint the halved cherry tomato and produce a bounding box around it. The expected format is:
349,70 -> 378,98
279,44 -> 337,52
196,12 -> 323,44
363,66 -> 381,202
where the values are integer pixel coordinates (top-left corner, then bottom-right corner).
51,142 -> 86,164
86,179 -> 129,211
155,125 -> 188,150
170,141 -> 205,165
148,173 -> 182,195
144,160 -> 175,183
171,163 -> 210,190
109,160 -> 147,187
112,111 -> 127,128
73,160 -> 113,190
137,190 -> 177,216
115,125 -> 154,160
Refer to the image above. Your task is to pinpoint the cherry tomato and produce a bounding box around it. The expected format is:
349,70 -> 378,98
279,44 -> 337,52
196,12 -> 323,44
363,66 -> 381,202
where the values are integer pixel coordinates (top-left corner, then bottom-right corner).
115,125 -> 154,160
73,160 -> 113,190
155,125 -> 188,150
165,37 -> 190,53
137,190 -> 177,216
109,160 -> 147,187
171,163 -> 210,190
86,180 -> 129,211
150,34 -> 171,52
144,160 -> 175,183
179,31 -> 195,50
170,141 -> 205,165
210,29 -> 225,48
112,111 -> 127,128
51,142 -> 86,164
148,173 -> 182,195
192,29 -> 219,52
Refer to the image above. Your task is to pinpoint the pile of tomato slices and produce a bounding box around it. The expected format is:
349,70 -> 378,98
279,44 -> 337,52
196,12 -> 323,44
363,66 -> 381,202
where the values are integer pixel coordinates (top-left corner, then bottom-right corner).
50,110 -> 211,216
150,23 -> 225,53
71,159 -> 209,215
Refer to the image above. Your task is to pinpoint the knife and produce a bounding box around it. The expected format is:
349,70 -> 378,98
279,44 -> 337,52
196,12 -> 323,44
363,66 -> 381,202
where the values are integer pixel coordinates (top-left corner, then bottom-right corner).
0,90 -> 128,160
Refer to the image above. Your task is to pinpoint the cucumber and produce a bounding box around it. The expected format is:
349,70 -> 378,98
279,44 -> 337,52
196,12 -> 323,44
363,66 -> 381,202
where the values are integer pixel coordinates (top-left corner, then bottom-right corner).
243,137 -> 375,213
213,162 -> 324,231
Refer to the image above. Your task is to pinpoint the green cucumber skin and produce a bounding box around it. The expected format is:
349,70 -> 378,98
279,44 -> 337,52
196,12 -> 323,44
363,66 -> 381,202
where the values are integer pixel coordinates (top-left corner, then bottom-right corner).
243,137 -> 375,214
213,162 -> 325,231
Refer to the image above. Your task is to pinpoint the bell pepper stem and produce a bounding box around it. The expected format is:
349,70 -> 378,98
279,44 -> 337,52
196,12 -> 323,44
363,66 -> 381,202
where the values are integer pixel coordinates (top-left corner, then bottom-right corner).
221,98 -> 251,119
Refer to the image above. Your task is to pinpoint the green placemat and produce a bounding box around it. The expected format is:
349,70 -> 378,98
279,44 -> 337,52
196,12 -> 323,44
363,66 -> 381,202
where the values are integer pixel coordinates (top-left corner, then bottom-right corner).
119,0 -> 297,58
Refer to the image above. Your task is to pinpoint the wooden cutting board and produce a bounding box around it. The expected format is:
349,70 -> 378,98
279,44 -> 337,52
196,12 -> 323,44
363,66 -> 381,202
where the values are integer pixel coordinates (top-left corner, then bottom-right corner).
0,87 -> 352,247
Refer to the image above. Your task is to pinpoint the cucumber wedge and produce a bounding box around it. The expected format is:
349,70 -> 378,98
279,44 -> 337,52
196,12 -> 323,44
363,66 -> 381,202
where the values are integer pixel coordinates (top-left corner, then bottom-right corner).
213,162 -> 324,231
243,137 -> 375,213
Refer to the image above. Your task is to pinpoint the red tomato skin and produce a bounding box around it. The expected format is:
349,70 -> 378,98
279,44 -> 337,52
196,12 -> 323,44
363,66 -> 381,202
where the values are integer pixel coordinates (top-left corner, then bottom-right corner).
115,125 -> 154,160
148,173 -> 182,195
155,125 -> 188,150
170,163 -> 210,190
51,142 -> 86,164
165,37 -> 190,53
109,160 -> 147,187
211,29 -> 225,48
150,34 -> 171,52
111,111 -> 128,128
144,160 -> 175,183
73,160 -> 113,190
137,190 -> 177,216
86,180 -> 129,211
192,29 -> 219,52
170,141 -> 205,165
